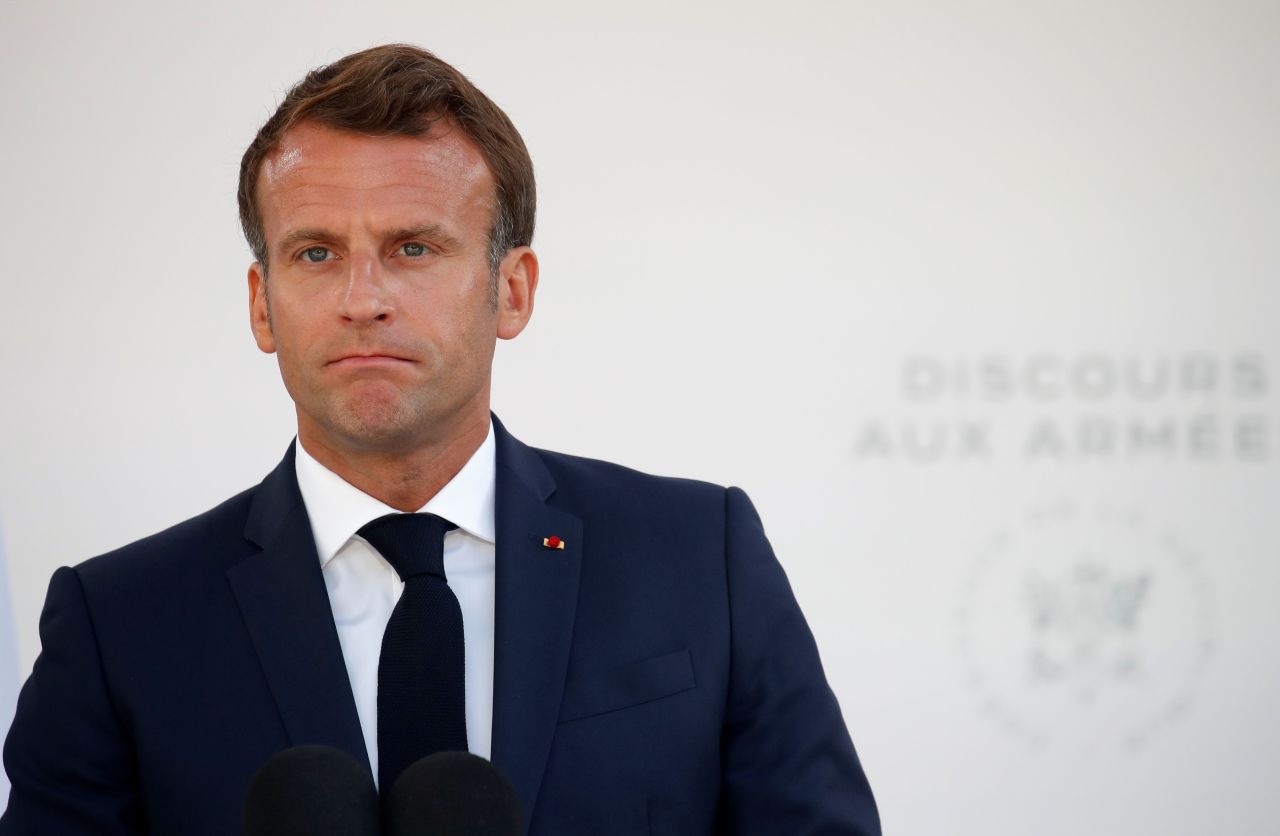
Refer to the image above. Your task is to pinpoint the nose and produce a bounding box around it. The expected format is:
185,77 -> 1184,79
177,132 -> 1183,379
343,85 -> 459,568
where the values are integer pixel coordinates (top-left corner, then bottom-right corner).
337,251 -> 394,324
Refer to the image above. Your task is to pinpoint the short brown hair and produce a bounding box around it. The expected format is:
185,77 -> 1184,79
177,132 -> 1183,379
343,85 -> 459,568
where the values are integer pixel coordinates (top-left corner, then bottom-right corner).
238,44 -> 535,275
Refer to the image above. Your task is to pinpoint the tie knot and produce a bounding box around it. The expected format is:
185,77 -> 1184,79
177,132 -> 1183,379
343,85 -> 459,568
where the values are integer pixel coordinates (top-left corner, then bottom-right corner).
357,513 -> 457,581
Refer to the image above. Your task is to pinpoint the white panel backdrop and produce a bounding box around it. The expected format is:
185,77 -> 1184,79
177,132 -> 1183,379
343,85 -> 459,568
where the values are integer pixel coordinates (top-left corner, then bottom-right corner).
2,1 -> 1277,833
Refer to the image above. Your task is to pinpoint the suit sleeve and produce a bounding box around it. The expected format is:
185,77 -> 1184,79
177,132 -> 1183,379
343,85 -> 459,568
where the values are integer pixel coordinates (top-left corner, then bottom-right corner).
716,487 -> 881,836
0,566 -> 146,835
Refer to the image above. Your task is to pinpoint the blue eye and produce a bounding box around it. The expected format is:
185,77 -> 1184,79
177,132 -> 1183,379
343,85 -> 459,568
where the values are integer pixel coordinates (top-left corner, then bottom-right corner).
401,242 -> 428,257
302,246 -> 332,263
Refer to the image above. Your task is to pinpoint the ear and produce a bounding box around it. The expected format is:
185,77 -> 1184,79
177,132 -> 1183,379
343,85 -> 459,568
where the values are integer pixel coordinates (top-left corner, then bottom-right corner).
496,246 -> 539,341
248,262 -> 276,354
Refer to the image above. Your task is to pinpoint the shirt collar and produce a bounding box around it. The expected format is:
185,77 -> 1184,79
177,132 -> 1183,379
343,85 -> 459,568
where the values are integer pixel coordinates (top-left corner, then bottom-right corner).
294,420 -> 497,567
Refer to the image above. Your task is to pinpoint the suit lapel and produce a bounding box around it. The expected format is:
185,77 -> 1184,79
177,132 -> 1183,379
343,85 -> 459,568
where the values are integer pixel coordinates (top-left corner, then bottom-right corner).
489,418 -> 583,831
227,443 -> 370,773
224,424 -> 580,815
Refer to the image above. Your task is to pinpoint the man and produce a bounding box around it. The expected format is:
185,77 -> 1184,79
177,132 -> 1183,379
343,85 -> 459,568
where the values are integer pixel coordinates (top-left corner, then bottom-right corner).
1,45 -> 879,835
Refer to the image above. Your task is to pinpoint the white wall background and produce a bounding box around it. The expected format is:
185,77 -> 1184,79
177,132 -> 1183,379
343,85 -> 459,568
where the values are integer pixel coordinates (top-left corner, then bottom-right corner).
2,1 -> 1277,833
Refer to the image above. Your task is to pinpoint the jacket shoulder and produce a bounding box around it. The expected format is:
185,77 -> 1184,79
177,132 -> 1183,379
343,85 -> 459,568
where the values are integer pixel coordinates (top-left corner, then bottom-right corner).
74,485 -> 260,588
531,446 -> 728,507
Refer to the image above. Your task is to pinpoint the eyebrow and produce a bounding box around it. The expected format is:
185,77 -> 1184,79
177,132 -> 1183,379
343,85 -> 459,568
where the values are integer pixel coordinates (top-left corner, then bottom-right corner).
275,223 -> 464,258
276,227 -> 335,258
385,224 -> 463,253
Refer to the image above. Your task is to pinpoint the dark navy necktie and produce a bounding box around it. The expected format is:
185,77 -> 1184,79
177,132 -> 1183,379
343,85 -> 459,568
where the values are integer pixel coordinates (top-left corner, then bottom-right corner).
357,512 -> 467,794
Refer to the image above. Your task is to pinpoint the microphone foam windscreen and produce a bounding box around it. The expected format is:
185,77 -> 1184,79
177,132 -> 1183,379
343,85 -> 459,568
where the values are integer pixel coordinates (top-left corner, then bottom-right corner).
386,751 -> 522,836
243,744 -> 380,836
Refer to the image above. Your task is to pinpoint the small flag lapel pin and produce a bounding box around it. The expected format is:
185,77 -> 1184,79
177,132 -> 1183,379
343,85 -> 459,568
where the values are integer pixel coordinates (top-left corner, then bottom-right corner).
542,535 -> 566,550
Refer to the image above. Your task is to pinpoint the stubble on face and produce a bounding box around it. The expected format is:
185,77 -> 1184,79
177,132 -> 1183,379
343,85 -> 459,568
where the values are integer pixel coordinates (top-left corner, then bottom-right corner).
253,122 -> 501,463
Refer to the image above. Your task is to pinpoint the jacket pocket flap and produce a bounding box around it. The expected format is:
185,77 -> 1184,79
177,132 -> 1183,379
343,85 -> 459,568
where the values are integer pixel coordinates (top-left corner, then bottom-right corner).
558,649 -> 695,723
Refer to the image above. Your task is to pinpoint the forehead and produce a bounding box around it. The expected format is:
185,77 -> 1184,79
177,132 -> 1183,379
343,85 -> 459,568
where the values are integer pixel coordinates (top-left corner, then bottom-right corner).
257,121 -> 494,239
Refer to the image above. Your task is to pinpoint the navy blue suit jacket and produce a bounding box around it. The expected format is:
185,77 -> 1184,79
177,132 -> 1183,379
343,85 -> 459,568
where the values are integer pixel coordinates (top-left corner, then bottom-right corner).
1,418 -> 879,835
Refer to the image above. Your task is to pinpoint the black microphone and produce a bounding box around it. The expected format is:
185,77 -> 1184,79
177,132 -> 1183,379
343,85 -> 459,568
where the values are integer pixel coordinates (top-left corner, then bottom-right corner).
385,751 -> 522,836
243,745 -> 380,836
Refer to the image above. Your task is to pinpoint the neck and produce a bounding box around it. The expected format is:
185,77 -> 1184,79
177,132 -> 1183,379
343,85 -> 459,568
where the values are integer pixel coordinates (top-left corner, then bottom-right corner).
296,413 -> 490,512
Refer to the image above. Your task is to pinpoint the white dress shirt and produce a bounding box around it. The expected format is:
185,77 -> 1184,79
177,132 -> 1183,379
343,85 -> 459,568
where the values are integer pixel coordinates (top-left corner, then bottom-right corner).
293,423 -> 496,783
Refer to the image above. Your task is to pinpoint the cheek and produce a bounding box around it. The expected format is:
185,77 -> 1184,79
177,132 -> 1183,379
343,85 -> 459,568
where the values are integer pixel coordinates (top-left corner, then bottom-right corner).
430,303 -> 494,357
267,304 -> 324,371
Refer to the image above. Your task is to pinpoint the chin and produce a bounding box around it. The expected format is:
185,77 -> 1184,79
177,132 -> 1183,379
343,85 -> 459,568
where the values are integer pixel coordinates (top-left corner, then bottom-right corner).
327,399 -> 430,452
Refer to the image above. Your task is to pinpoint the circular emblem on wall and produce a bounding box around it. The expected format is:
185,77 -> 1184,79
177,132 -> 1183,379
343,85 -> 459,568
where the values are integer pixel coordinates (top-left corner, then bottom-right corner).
957,501 -> 1214,751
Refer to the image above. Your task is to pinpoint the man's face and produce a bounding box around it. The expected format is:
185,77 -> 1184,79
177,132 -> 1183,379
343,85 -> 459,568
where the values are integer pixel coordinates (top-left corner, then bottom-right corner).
248,121 -> 535,457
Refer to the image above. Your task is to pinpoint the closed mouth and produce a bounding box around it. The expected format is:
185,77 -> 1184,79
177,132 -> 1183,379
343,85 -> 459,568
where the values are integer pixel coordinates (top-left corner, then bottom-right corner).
327,353 -> 415,366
